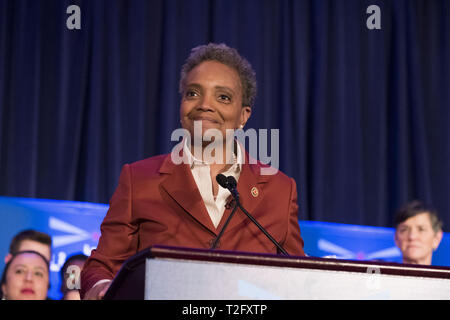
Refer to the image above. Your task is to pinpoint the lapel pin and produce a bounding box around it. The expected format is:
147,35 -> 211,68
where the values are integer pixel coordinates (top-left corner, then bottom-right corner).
251,187 -> 259,198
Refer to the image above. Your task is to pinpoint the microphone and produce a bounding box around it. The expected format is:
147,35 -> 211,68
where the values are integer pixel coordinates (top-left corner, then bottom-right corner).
215,174 -> 238,199
215,174 -> 289,256
216,173 -> 229,189
226,175 -> 237,189
210,174 -> 239,249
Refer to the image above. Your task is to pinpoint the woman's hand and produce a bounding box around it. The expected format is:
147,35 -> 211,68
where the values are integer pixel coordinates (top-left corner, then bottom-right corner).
83,281 -> 111,300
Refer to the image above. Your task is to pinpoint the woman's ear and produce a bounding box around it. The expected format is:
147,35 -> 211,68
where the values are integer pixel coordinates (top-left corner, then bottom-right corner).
240,106 -> 251,127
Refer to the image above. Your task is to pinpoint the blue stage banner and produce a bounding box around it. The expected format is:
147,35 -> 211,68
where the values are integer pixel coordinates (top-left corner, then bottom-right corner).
0,196 -> 449,300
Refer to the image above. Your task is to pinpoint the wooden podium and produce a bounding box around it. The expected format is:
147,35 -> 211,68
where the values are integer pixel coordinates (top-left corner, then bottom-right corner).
104,245 -> 450,300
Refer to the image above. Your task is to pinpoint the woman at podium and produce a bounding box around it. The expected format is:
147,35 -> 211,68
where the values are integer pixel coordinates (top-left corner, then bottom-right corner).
81,43 -> 305,300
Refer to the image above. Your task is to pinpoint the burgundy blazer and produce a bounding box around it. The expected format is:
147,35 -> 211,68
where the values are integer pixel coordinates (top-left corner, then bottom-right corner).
80,152 -> 305,297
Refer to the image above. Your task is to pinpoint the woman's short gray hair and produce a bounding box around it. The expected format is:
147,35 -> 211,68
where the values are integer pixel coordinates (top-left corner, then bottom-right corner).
179,43 -> 257,107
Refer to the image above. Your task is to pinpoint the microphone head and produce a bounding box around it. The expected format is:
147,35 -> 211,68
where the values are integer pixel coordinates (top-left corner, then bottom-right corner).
216,174 -> 229,189
226,176 -> 237,189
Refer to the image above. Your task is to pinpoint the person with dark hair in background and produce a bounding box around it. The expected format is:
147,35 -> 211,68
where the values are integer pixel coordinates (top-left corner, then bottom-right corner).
60,253 -> 88,300
5,229 -> 52,264
1,250 -> 50,300
81,43 -> 305,299
394,200 -> 444,265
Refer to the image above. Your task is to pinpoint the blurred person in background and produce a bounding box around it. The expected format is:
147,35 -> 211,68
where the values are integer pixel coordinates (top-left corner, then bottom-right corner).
0,250 -> 50,300
5,229 -> 52,264
60,253 -> 88,300
394,200 -> 444,265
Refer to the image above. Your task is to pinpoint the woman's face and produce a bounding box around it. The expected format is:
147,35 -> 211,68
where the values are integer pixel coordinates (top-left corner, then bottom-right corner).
180,60 -> 251,146
1,252 -> 49,300
395,212 -> 443,264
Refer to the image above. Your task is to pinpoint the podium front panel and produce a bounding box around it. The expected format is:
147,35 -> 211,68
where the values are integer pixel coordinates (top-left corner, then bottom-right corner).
144,256 -> 450,300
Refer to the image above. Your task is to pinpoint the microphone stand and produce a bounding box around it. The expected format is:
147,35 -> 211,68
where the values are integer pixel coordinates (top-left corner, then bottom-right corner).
233,195 -> 289,256
210,201 -> 239,249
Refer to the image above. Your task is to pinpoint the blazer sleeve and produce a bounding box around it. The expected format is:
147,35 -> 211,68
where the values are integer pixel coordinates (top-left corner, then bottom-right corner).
80,164 -> 139,297
281,177 -> 305,256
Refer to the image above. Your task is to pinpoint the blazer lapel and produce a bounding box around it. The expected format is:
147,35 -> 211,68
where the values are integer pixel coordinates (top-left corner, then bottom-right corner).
159,154 -> 217,235
237,163 -> 267,213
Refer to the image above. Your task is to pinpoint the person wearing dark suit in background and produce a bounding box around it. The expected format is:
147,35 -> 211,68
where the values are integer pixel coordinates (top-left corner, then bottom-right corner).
81,43 -> 305,299
394,200 -> 443,265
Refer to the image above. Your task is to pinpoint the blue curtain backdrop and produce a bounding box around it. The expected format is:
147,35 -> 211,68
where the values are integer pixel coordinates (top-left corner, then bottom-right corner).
0,0 -> 448,229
